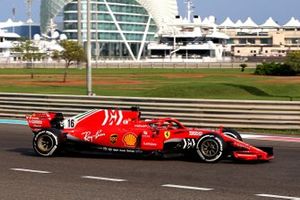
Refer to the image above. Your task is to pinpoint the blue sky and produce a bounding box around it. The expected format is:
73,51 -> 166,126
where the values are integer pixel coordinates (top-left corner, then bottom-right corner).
0,0 -> 299,25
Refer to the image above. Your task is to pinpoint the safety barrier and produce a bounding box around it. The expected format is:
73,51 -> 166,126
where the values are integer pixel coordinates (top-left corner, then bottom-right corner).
0,62 -> 258,69
0,93 -> 299,130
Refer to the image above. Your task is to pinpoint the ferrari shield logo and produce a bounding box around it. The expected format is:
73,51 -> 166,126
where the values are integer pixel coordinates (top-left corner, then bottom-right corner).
110,134 -> 118,144
164,131 -> 171,139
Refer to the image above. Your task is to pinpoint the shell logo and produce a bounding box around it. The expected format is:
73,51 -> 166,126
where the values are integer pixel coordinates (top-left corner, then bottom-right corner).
123,133 -> 137,147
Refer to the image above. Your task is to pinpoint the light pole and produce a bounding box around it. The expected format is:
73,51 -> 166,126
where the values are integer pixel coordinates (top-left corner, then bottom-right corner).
25,0 -> 33,41
25,0 -> 33,77
77,0 -> 82,45
86,0 -> 93,95
12,8 -> 16,33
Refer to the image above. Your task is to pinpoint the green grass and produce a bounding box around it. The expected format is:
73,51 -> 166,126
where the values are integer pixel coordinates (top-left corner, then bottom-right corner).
0,67 -> 300,101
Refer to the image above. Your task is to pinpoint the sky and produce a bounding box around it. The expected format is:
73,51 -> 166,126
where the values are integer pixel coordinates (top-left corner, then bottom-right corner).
0,0 -> 299,25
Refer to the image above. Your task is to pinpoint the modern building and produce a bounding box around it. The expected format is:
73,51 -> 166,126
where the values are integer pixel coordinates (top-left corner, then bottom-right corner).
0,18 -> 66,63
148,15 -> 231,62
40,0 -> 178,60
2,14 -> 299,63
147,15 -> 300,61
218,17 -> 300,58
37,0 -> 300,61
0,19 -> 40,39
0,29 -> 20,62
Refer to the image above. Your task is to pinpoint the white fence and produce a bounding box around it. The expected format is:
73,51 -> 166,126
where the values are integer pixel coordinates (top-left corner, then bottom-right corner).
0,93 -> 299,130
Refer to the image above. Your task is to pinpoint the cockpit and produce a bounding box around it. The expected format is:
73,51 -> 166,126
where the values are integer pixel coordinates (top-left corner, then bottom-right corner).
148,119 -> 185,131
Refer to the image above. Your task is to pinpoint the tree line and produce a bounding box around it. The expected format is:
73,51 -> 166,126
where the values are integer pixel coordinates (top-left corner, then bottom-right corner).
13,39 -> 86,82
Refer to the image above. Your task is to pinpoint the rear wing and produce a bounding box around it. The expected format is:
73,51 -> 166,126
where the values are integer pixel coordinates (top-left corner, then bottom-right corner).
26,112 -> 64,133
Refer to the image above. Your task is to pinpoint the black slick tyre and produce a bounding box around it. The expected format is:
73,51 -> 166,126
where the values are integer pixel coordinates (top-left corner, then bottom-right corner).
33,128 -> 63,157
196,134 -> 226,163
223,128 -> 243,141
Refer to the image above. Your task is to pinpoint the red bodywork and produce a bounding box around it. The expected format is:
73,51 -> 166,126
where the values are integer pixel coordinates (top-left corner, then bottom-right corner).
26,109 -> 273,161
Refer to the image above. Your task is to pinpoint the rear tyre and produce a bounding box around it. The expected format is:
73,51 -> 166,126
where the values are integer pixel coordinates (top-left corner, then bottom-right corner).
33,129 -> 63,157
196,134 -> 226,163
223,128 -> 243,141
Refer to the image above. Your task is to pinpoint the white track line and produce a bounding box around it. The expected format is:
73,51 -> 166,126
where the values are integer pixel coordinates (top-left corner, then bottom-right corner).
81,176 -> 127,182
10,168 -> 51,174
162,184 -> 213,191
256,194 -> 300,200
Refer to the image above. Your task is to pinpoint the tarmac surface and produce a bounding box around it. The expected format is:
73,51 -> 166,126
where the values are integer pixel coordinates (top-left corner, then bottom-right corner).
0,124 -> 299,200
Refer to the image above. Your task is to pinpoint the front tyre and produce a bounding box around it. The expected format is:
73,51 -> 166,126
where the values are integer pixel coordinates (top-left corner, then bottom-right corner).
33,129 -> 63,157
223,128 -> 243,141
196,134 -> 226,163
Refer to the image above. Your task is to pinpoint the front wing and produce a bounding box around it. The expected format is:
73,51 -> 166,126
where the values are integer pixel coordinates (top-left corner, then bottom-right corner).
225,136 -> 274,161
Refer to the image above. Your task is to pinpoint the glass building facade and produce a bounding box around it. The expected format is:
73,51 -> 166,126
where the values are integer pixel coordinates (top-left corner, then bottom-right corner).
40,0 -> 178,60
4,25 -> 41,39
63,0 -> 157,60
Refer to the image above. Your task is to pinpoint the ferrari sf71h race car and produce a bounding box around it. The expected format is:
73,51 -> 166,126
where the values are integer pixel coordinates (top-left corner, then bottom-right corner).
26,107 -> 274,163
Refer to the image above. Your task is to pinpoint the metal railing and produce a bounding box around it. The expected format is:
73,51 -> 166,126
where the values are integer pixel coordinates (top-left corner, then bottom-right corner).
0,93 -> 299,130
0,62 -> 258,69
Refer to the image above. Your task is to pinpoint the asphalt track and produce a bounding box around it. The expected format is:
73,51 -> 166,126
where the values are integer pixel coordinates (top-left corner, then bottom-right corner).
0,124 -> 299,200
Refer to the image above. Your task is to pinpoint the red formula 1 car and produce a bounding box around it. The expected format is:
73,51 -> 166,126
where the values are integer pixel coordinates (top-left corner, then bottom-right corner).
26,107 -> 274,163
